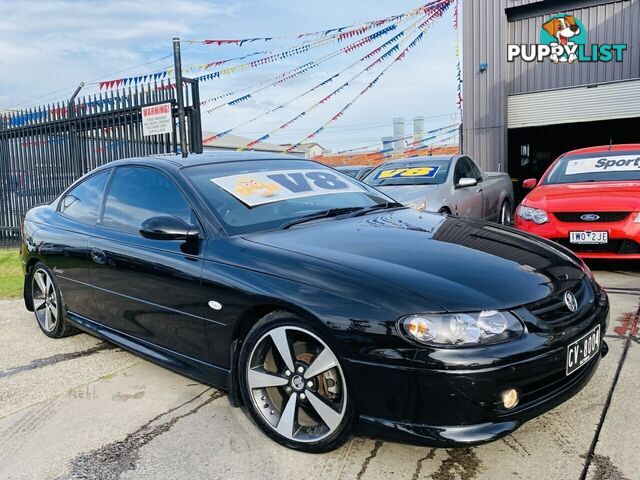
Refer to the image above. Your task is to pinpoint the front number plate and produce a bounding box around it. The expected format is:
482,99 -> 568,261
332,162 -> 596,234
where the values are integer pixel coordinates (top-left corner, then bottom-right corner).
566,325 -> 600,376
569,231 -> 608,244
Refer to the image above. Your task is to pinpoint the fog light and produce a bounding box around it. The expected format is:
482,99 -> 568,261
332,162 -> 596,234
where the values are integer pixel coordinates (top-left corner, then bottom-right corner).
502,388 -> 519,409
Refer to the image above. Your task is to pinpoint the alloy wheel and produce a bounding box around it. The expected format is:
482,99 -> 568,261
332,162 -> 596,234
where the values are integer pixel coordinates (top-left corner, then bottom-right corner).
246,326 -> 347,443
32,268 -> 59,332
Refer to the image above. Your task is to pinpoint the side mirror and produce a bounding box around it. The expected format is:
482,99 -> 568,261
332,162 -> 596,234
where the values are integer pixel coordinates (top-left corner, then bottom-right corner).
457,177 -> 477,188
140,216 -> 199,241
522,178 -> 537,189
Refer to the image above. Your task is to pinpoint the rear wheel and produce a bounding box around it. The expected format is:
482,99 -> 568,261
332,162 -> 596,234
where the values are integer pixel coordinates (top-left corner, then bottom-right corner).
499,200 -> 512,225
238,312 -> 354,452
30,263 -> 78,338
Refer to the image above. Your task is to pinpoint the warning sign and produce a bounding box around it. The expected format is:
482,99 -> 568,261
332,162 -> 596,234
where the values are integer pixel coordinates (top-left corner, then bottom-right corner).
141,103 -> 173,136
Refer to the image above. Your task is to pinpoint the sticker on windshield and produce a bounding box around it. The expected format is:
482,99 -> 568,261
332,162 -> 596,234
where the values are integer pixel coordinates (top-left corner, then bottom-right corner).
374,166 -> 440,180
565,156 -> 640,175
211,169 -> 365,207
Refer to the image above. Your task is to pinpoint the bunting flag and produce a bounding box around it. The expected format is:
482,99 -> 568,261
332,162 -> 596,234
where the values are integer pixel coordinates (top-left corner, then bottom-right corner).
203,12 -> 429,145
200,16 -> 415,110
453,0 -> 462,111
237,17 -> 427,149
186,1 -> 442,45
98,71 -> 169,91
283,1 -> 451,153
195,0 -> 453,85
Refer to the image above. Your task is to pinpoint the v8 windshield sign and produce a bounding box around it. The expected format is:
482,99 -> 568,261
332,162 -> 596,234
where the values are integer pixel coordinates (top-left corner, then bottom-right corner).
374,166 -> 440,180
211,169 -> 365,207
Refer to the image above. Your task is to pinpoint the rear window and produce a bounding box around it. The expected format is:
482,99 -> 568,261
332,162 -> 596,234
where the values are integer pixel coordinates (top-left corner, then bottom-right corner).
364,160 -> 450,186
544,152 -> 640,184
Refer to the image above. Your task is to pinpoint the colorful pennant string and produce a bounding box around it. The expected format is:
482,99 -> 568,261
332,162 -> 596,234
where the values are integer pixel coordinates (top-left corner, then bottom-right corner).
202,24 -> 401,112
200,14 -> 420,110
202,11 -> 432,145
283,1 -> 451,153
238,16 -> 428,149
185,1 -> 441,45
453,0 -> 462,111
195,0 -> 451,85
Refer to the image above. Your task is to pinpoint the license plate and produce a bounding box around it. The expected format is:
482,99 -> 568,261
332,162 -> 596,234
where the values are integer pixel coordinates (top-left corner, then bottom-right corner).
569,231 -> 608,244
566,325 -> 600,376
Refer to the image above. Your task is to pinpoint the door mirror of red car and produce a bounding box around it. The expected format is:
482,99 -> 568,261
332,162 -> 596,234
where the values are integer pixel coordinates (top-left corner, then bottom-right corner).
522,178 -> 537,189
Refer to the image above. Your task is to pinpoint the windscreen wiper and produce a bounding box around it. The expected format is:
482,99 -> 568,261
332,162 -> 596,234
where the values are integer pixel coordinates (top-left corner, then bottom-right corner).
281,207 -> 365,229
346,202 -> 405,217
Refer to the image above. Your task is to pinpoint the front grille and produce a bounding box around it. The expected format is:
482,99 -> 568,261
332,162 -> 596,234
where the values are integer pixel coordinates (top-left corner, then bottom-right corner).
553,211 -> 630,223
555,239 -> 640,255
526,278 -> 595,328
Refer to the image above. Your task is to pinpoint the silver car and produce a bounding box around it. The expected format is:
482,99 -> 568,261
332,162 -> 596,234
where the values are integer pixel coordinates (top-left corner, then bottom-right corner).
363,155 -> 514,224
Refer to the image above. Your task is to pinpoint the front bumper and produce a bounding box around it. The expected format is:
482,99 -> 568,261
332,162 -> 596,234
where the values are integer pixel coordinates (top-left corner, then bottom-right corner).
515,213 -> 640,259
346,299 -> 609,447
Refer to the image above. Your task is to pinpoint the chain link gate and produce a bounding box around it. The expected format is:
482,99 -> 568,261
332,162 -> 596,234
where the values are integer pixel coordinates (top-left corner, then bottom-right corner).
0,78 -> 202,245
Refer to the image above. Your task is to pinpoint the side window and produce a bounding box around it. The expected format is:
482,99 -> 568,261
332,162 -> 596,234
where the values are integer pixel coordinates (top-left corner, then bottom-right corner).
453,158 -> 470,185
467,158 -> 483,181
101,167 -> 193,235
59,170 -> 110,224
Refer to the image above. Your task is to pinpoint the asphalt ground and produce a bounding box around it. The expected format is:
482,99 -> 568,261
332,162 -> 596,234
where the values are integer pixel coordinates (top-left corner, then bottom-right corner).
0,263 -> 638,480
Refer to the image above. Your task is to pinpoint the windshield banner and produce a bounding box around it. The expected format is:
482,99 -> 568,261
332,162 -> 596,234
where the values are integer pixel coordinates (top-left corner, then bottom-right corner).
373,166 -> 440,180
566,156 -> 640,175
211,169 -> 365,207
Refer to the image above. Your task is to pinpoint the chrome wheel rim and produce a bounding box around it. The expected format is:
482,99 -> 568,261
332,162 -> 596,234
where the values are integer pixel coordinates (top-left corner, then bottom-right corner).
501,203 -> 512,225
32,269 -> 58,332
246,326 -> 347,443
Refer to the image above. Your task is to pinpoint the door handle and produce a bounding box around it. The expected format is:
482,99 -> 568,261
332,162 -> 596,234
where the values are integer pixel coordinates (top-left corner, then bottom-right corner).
476,187 -> 483,193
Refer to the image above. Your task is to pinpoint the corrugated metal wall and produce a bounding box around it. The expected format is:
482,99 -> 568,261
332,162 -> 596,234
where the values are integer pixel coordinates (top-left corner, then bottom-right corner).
462,0 -> 509,172
508,0 -> 640,94
463,0 -> 640,172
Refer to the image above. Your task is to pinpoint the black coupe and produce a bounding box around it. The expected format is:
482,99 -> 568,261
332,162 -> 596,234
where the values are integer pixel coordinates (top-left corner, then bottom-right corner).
20,152 -> 608,452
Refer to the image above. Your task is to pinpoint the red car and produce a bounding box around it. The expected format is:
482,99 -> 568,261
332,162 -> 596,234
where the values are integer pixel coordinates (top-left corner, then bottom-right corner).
515,144 -> 640,259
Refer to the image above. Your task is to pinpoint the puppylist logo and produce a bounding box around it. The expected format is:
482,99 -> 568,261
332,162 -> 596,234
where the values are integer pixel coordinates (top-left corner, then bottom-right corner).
508,14 -> 627,64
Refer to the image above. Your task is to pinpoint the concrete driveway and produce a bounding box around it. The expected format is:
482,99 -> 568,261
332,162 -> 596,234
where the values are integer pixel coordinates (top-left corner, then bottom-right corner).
0,264 -> 638,480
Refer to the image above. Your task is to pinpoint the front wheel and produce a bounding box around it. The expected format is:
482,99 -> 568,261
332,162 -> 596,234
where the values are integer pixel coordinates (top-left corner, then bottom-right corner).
238,312 -> 354,452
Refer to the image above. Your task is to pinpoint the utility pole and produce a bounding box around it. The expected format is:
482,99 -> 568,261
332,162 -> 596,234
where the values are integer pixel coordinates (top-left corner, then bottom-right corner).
173,37 -> 188,158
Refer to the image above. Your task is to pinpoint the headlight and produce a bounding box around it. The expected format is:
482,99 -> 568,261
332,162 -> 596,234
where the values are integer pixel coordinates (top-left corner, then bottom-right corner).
517,205 -> 549,224
399,310 -> 524,347
407,200 -> 427,212
634,212 -> 640,223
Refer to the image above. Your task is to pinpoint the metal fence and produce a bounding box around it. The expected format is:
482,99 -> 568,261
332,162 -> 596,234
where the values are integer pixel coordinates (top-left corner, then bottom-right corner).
0,78 -> 202,245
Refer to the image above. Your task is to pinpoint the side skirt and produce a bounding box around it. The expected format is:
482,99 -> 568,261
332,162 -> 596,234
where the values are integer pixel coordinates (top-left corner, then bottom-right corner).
66,311 -> 229,390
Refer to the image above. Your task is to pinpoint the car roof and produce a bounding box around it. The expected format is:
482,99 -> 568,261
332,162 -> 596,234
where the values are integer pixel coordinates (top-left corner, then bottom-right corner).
561,144 -> 640,156
336,165 -> 369,169
103,151 -> 306,170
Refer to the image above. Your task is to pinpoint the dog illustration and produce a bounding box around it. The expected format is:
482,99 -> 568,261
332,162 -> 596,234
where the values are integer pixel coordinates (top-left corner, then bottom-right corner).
235,178 -> 280,197
542,15 -> 581,63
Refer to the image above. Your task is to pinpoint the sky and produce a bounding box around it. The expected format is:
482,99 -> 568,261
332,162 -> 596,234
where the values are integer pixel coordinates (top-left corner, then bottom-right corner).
0,0 -> 461,152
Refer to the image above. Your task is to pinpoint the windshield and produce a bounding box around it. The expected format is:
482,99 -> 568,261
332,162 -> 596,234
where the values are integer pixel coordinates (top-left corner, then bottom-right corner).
363,159 -> 450,186
183,159 -> 393,235
544,152 -> 640,184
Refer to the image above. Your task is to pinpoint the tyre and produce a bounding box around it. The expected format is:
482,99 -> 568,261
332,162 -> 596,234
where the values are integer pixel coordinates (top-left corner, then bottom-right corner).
238,311 -> 355,452
499,200 -> 512,225
30,263 -> 78,338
